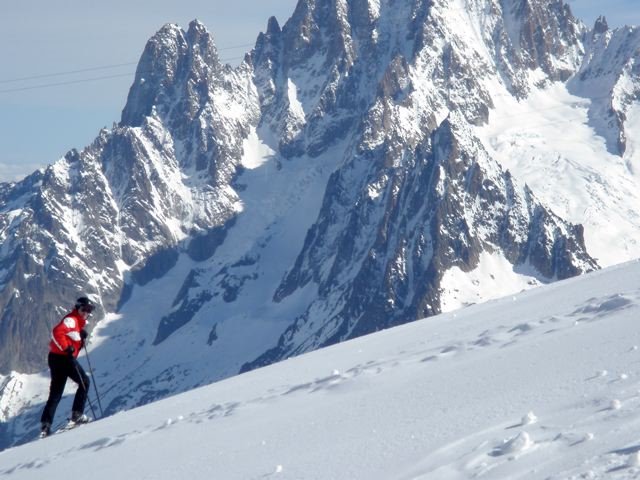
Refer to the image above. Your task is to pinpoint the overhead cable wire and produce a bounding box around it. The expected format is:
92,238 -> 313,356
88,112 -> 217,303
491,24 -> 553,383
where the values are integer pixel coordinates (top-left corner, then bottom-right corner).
0,44 -> 631,134
0,63 -> 138,84
0,42 -> 254,85
0,56 -> 246,94
0,73 -> 137,93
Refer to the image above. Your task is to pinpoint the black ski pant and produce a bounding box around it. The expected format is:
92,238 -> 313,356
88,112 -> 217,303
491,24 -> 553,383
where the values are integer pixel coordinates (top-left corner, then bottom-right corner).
40,352 -> 90,426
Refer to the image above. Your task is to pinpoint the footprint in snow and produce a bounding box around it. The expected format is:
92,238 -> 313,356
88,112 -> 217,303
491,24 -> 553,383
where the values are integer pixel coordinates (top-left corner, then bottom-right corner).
79,435 -> 127,451
570,294 -> 634,320
440,345 -> 459,354
606,445 -> 640,473
508,323 -> 536,335
553,431 -> 594,447
490,432 -> 534,457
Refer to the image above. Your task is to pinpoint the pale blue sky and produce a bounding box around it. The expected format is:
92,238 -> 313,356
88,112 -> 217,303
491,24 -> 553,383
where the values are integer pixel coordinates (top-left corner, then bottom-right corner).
0,0 -> 636,182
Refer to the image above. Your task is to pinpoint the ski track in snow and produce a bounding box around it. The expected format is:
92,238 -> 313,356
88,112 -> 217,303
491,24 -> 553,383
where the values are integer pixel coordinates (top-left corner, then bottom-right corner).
1,262 -> 640,479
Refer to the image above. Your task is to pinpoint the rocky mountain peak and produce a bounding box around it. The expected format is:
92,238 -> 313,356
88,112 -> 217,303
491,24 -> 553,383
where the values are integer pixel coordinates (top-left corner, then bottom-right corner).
120,21 -> 221,128
186,19 -> 220,68
266,16 -> 282,36
593,15 -> 609,35
499,0 -> 584,82
281,0 -> 354,65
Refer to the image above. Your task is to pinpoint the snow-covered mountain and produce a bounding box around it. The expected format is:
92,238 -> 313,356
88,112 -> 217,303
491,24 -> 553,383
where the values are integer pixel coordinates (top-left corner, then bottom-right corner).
1,0 -> 640,451
2,259 -> 640,479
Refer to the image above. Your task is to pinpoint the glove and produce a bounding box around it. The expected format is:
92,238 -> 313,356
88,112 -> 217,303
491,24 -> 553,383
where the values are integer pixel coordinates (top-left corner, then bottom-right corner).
80,329 -> 88,341
65,346 -> 75,359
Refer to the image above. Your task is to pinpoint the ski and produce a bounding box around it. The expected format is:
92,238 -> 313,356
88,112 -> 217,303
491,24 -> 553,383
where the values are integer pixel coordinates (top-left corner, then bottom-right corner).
40,416 -> 92,439
58,415 -> 92,434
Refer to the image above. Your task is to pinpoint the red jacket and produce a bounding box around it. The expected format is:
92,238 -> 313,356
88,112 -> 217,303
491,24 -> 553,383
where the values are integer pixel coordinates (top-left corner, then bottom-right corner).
49,310 -> 87,358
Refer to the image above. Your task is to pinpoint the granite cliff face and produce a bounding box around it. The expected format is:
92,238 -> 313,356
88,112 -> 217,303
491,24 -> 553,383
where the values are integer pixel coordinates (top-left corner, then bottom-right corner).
245,114 -> 594,369
5,0 -> 640,450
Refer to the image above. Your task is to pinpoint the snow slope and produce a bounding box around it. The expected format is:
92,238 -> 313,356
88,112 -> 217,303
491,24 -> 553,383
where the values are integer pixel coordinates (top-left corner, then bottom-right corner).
477,82 -> 640,267
2,259 -> 640,479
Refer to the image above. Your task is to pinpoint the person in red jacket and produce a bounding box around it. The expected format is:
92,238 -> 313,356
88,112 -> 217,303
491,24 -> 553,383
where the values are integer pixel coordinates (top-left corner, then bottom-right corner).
40,296 -> 96,437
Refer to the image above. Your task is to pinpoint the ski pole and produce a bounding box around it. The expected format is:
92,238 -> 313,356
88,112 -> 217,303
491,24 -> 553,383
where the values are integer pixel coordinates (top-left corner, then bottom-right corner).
72,359 -> 98,420
82,342 -> 104,418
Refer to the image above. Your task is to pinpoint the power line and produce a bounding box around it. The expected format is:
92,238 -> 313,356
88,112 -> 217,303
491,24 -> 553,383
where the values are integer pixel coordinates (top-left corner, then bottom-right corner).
0,73 -> 136,93
0,70 -> 623,136
0,42 -> 254,85
0,41 -> 628,137
0,63 -> 138,84
0,56 -> 246,94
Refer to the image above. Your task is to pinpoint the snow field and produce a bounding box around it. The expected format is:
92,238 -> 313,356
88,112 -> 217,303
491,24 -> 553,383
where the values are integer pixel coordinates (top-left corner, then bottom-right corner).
478,81 -> 640,267
1,260 -> 640,479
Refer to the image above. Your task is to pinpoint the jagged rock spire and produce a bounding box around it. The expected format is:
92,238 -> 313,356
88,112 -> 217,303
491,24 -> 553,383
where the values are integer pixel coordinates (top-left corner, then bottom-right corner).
121,20 -> 221,128
593,15 -> 609,35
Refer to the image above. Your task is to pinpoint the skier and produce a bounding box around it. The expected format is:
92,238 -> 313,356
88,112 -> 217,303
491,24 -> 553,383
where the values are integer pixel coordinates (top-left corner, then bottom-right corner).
40,296 -> 95,438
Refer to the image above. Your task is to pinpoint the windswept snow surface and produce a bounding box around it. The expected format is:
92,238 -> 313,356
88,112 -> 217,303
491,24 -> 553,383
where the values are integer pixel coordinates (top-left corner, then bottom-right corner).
3,260 -> 640,479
